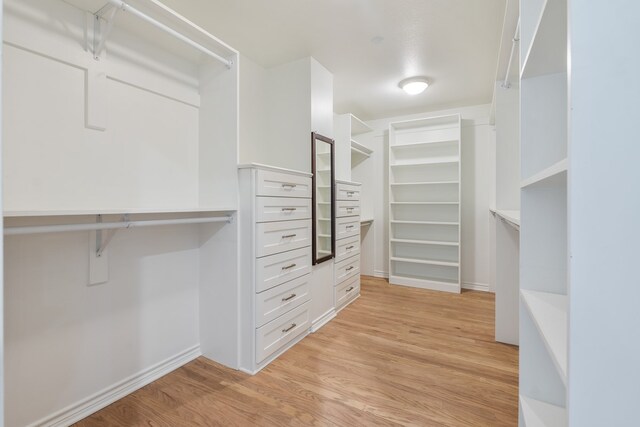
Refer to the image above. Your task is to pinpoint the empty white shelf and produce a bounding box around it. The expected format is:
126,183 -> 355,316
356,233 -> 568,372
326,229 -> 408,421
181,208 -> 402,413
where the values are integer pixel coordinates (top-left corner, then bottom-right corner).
360,218 -> 374,226
391,220 -> 459,226
391,139 -> 459,150
521,290 -> 568,383
391,238 -> 459,247
521,159 -> 567,188
496,209 -> 521,229
520,0 -> 567,79
391,181 -> 459,186
520,395 -> 567,427
351,115 -> 373,135
390,158 -> 459,167
3,206 -> 237,217
391,202 -> 459,205
351,140 -> 373,157
391,257 -> 458,267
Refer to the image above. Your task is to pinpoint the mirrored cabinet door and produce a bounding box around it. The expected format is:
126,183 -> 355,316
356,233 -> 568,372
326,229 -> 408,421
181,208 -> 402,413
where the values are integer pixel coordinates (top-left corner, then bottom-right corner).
311,132 -> 335,264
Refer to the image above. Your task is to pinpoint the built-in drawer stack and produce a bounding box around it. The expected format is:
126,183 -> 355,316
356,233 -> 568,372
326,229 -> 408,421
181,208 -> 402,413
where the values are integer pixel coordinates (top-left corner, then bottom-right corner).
334,180 -> 362,311
239,165 -> 314,373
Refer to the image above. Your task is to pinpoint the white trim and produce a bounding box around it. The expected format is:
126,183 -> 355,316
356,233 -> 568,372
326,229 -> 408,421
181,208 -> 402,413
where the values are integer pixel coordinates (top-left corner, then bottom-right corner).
29,345 -> 201,427
335,179 -> 362,186
237,163 -> 312,178
242,331 -> 309,375
373,270 -> 389,279
389,275 -> 461,294
462,281 -> 491,292
310,308 -> 336,333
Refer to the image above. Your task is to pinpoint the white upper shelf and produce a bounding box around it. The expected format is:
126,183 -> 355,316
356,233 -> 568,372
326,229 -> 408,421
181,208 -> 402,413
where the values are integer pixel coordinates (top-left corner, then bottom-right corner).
351,140 -> 373,157
521,0 -> 567,79
496,210 -> 520,229
4,206 -> 237,217
351,115 -> 373,136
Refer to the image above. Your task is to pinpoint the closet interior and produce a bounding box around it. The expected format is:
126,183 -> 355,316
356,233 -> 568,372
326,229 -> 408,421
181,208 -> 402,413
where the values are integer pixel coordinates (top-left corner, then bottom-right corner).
2,0 -> 639,425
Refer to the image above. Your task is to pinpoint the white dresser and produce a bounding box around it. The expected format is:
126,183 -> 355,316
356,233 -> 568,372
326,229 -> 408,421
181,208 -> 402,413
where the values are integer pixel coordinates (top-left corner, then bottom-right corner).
334,180 -> 361,311
238,164 -> 313,374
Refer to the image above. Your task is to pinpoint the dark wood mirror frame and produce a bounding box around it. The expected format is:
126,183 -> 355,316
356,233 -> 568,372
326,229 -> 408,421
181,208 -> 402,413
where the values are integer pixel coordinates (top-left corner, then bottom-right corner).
311,132 -> 335,265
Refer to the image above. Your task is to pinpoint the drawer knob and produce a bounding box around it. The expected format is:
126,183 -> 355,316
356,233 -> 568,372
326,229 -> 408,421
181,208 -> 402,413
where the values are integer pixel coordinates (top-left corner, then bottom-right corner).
281,234 -> 297,239
346,266 -> 354,272
346,225 -> 355,229
347,192 -> 355,196
346,245 -> 355,250
282,183 -> 297,189
347,207 -> 354,211
282,293 -> 297,302
346,286 -> 355,292
281,207 -> 297,212
282,323 -> 297,333
282,263 -> 297,270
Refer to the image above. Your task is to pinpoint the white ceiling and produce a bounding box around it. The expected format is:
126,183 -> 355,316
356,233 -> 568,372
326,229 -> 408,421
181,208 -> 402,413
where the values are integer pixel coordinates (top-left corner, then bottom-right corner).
71,0 -> 507,120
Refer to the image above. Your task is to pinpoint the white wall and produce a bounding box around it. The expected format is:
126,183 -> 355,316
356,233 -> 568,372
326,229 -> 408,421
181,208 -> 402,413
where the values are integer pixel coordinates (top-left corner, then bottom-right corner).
0,1 -> 4,424
365,104 -> 494,291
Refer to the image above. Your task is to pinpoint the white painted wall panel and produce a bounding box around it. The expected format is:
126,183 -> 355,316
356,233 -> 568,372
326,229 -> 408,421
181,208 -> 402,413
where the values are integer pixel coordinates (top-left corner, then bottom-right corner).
4,227 -> 201,427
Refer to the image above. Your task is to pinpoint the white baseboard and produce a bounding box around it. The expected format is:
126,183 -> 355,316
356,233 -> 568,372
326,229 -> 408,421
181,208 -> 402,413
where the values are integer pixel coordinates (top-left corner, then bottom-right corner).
373,270 -> 389,279
31,345 -> 202,427
311,308 -> 336,333
462,281 -> 491,292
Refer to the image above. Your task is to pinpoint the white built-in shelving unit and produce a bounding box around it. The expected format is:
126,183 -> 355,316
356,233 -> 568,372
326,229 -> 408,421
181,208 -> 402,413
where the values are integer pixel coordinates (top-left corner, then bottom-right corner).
388,114 -> 461,293
335,113 -> 374,276
519,0 -> 568,424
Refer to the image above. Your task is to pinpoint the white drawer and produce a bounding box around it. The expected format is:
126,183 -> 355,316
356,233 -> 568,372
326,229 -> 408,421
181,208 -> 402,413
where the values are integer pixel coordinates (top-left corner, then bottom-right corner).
335,235 -> 360,263
255,274 -> 311,328
336,274 -> 360,310
256,301 -> 310,363
336,200 -> 360,218
256,219 -> 312,258
256,197 -> 312,223
256,247 -> 312,293
336,216 -> 360,240
256,169 -> 311,198
336,183 -> 361,201
335,254 -> 360,284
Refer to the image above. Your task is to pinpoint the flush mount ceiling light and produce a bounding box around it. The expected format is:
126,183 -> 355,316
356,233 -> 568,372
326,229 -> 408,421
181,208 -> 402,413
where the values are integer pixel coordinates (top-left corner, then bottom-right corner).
399,77 -> 430,95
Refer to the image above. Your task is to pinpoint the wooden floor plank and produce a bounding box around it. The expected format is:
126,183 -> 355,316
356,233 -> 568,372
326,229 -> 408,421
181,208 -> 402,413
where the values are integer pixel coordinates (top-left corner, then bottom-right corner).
75,276 -> 518,426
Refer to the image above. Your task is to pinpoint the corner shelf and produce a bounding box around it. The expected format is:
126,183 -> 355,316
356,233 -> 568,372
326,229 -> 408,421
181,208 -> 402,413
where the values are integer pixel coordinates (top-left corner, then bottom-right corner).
520,395 -> 567,427
521,290 -> 568,383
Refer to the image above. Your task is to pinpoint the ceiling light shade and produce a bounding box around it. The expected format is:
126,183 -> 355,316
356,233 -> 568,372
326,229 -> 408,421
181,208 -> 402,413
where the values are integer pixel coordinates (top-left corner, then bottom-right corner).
399,77 -> 429,95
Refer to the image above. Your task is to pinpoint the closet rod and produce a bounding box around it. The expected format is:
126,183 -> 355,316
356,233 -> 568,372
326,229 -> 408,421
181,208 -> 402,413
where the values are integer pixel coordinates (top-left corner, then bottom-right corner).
4,215 -> 232,236
106,0 -> 233,68
502,18 -> 520,88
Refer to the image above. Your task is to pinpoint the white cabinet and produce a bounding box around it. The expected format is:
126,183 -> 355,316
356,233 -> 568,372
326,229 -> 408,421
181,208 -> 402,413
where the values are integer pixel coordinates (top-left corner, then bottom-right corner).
334,180 -> 361,312
239,164 -> 313,373
388,115 -> 462,293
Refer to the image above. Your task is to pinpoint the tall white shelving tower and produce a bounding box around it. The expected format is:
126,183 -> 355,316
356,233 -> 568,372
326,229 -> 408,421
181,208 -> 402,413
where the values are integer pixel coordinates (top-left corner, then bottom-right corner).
519,0 -> 568,423
519,0 -> 640,425
388,114 -> 461,293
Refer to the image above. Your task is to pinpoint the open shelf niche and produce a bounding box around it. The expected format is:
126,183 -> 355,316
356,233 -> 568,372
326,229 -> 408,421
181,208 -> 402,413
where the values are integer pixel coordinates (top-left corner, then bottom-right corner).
388,114 -> 461,293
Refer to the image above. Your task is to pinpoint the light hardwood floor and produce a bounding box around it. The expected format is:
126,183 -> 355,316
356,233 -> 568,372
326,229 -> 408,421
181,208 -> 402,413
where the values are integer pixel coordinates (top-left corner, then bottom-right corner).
76,276 -> 518,426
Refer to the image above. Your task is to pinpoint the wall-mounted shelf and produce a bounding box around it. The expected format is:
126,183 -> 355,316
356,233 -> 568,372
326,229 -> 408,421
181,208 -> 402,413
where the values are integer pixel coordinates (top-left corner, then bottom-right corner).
520,0 -> 567,79
390,158 -> 460,168
360,218 -> 374,226
391,238 -> 459,247
495,209 -> 520,229
351,115 -> 373,136
391,181 -> 459,186
3,206 -> 237,218
390,139 -> 459,150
